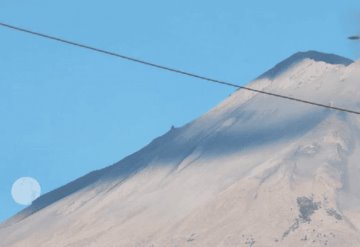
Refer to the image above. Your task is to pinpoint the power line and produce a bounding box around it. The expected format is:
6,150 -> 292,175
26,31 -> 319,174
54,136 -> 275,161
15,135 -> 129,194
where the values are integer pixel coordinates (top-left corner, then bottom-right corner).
1,21 -> 359,116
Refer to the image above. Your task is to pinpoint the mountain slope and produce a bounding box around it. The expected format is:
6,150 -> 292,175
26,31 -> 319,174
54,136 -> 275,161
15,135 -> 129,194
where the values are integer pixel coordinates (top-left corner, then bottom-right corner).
1,51 -> 360,247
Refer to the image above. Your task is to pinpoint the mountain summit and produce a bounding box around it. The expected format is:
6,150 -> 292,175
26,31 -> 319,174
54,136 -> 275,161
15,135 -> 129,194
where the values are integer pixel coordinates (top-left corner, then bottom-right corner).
259,50 -> 353,79
1,51 -> 360,247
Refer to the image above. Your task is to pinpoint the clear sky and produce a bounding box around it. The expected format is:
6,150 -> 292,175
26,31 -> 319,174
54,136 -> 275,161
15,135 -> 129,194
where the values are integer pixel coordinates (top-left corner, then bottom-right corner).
1,0 -> 360,222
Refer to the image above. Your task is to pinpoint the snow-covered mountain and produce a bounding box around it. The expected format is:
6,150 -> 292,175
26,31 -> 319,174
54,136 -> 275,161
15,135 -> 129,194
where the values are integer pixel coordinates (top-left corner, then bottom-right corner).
1,51 -> 360,247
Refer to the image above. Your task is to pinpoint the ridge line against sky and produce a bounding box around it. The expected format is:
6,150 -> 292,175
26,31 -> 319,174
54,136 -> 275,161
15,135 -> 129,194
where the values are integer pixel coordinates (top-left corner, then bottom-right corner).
0,0 -> 360,222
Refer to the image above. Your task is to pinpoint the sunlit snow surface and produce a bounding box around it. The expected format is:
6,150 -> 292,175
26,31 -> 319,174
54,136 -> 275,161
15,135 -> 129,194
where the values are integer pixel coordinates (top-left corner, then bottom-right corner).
1,51 -> 360,247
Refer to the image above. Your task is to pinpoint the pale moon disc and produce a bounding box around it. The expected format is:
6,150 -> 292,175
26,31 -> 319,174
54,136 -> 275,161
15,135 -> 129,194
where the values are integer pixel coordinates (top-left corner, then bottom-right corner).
11,177 -> 41,206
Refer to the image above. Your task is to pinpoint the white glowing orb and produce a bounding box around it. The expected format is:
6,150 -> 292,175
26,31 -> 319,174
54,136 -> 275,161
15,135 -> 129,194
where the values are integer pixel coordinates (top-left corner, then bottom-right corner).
11,177 -> 41,206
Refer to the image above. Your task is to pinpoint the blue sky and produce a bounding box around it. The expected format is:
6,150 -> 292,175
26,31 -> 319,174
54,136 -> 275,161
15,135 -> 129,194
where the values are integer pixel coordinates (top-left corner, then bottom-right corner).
1,0 -> 360,222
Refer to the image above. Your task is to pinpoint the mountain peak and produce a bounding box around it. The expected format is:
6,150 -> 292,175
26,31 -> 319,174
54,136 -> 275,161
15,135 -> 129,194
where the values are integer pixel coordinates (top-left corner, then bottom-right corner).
2,50 -> 360,247
259,50 -> 353,80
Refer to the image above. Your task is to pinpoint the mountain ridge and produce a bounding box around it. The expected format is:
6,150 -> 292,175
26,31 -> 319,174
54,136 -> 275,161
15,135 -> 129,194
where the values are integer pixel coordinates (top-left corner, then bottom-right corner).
1,51 -> 360,247
258,50 -> 353,80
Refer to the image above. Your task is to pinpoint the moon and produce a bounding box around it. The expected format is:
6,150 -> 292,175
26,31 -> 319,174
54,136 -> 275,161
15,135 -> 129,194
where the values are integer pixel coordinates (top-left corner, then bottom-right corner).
11,177 -> 41,206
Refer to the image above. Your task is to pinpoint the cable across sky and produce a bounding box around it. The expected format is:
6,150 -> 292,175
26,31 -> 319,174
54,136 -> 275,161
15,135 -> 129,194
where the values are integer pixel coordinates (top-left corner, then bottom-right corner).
1,21 -> 359,115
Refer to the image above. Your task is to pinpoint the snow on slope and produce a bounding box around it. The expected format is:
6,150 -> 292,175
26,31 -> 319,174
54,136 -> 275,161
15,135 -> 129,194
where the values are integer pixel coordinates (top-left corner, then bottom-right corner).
1,51 -> 360,247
